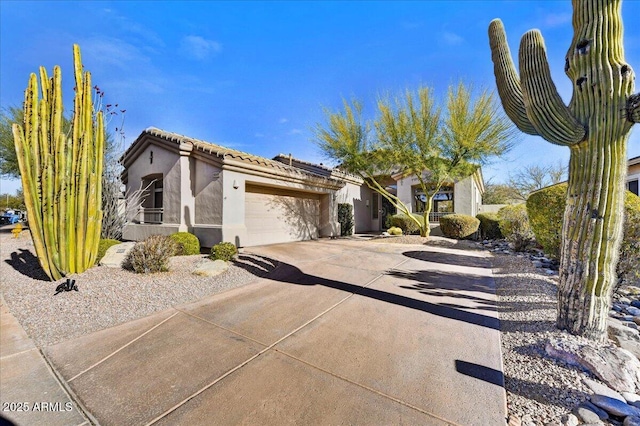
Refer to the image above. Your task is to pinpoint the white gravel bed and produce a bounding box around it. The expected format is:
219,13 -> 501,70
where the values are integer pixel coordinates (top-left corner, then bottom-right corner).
492,253 -> 611,425
0,232 -> 274,347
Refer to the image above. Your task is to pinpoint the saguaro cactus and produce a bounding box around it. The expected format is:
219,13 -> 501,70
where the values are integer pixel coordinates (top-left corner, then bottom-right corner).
12,45 -> 104,281
489,0 -> 639,340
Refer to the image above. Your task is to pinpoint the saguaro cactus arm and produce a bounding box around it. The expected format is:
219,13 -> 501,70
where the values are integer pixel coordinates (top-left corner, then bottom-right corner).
518,30 -> 587,145
489,20 -> 586,146
488,19 -> 539,136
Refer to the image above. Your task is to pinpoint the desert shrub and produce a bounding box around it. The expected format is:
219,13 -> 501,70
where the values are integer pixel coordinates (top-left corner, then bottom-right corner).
439,214 -> 480,239
388,213 -> 423,235
169,232 -> 201,255
123,235 -> 178,274
498,204 -> 534,252
618,191 -> 640,286
387,226 -> 403,236
338,203 -> 354,236
210,242 -> 238,261
96,239 -> 121,264
526,183 -> 567,258
476,213 -> 502,240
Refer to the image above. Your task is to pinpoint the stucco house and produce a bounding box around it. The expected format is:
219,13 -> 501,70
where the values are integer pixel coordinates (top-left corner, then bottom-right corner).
628,155 -> 639,196
121,127 -> 485,247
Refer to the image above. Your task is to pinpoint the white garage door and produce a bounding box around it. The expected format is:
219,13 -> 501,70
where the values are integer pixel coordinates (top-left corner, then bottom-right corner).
244,185 -> 320,246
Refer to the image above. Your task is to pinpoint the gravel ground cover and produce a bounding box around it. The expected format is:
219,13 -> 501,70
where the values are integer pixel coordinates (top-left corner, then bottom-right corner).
0,231 -> 275,347
0,231 -> 623,424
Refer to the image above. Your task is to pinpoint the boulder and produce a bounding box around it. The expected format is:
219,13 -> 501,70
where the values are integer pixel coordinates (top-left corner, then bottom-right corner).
626,416 -> 640,426
590,395 -> 640,418
583,378 -> 626,403
192,259 -> 229,277
99,242 -> 136,268
545,338 -> 640,393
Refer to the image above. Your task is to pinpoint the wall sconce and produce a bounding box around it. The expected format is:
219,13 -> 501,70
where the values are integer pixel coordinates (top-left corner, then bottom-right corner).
365,199 -> 369,207
149,150 -> 153,164
232,180 -> 239,189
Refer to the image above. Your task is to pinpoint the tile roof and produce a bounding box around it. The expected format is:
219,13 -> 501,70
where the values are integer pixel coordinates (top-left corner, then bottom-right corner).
127,127 -> 340,182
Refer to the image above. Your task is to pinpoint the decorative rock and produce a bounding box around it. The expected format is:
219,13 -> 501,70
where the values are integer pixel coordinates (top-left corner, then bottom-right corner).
623,393 -> 640,404
624,416 -> 640,426
99,242 -> 136,268
573,404 -> 603,425
508,415 -> 522,426
609,318 -> 640,344
545,338 -> 640,393
632,300 -> 640,309
581,401 -> 610,421
583,378 -> 626,402
591,395 -> 640,417
561,412 -> 580,426
192,259 -> 229,277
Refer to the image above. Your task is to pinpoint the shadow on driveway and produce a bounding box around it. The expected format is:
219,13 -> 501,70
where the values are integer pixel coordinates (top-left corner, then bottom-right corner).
234,253 -> 500,331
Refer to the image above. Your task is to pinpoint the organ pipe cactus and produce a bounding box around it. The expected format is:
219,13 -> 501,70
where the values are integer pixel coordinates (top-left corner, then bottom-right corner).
488,0 -> 640,340
12,45 -> 104,281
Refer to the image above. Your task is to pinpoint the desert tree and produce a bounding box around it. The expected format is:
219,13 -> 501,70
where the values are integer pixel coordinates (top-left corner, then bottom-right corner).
315,82 -> 517,236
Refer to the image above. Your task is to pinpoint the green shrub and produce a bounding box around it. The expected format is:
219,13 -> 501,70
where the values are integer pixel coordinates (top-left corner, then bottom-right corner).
169,232 -> 201,255
439,214 -> 480,239
388,213 -> 424,235
338,203 -> 354,236
96,239 -> 121,265
618,191 -> 640,286
476,213 -> 502,240
526,183 -> 567,258
123,235 -> 178,274
498,204 -> 534,252
387,226 -> 403,236
210,242 -> 238,261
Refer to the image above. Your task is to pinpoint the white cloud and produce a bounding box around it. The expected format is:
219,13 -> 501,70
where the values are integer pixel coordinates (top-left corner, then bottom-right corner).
441,31 -> 464,46
288,129 -> 302,135
279,118 -> 289,124
254,132 -> 265,138
181,35 -> 222,60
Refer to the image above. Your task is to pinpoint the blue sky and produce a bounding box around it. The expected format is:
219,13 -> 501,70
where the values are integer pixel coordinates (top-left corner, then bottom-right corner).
1,1 -> 639,195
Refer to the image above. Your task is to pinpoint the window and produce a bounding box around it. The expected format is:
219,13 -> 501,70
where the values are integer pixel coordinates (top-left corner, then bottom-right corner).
372,194 -> 379,219
628,179 -> 639,196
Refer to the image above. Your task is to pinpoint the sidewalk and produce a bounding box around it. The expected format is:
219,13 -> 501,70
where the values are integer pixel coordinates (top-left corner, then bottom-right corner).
1,239 -> 506,425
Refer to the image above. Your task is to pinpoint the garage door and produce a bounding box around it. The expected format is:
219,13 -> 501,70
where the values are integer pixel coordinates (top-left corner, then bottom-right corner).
244,185 -> 320,246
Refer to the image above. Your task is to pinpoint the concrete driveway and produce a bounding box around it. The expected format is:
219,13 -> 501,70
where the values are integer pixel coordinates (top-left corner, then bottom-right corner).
26,238 -> 505,425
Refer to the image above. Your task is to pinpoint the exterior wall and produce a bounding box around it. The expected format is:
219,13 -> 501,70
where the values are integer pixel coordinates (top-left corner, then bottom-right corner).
479,204 -> 508,214
453,175 -> 482,217
396,175 -> 417,213
122,144 -> 181,241
628,161 -> 640,196
336,181 -> 374,233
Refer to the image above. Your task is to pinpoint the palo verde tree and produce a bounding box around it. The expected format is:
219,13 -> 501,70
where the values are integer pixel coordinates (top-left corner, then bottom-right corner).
12,45 -> 105,281
489,0 -> 640,340
315,83 -> 517,237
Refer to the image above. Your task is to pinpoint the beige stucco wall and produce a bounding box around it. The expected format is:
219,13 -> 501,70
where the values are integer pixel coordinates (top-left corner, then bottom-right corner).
194,160 -> 223,225
336,181 -> 374,233
453,175 -> 482,217
124,144 -> 181,225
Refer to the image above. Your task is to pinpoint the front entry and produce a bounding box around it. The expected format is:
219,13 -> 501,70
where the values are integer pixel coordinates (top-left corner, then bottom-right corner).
380,196 -> 396,231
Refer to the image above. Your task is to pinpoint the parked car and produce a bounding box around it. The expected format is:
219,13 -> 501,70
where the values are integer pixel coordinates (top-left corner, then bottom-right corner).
0,210 -> 22,225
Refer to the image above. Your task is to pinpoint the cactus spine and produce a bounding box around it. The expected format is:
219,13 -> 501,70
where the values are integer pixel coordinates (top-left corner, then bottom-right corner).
12,45 -> 104,281
489,0 -> 639,341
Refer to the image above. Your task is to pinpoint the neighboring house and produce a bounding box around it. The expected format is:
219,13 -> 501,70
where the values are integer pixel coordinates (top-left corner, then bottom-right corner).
121,127 -> 485,247
628,155 -> 640,196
